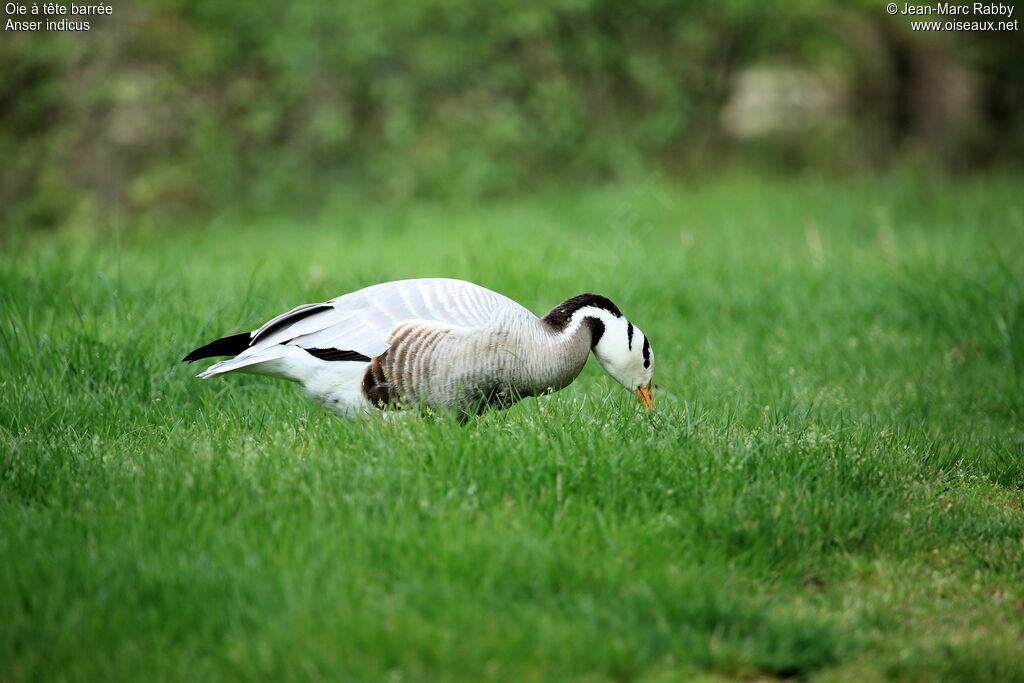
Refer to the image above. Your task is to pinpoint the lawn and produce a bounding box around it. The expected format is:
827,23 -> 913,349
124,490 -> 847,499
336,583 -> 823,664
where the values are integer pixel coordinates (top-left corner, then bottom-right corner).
1,174 -> 1022,681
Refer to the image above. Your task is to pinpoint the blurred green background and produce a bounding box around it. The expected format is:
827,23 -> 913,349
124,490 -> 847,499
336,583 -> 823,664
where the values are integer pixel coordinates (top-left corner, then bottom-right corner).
3,0 -> 1022,229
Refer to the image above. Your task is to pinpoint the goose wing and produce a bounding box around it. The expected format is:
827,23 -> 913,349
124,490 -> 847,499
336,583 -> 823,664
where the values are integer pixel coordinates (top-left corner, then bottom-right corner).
242,278 -> 528,361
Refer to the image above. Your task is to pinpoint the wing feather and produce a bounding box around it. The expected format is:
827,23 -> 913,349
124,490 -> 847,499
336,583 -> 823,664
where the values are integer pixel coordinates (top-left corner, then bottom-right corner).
236,278 -> 527,362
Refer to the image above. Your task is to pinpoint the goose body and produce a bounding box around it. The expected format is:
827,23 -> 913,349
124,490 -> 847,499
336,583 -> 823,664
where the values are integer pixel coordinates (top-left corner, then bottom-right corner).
184,278 -> 654,419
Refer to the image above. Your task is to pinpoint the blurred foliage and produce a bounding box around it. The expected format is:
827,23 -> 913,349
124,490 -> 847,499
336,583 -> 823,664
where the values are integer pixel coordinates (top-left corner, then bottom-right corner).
1,0 -> 1022,228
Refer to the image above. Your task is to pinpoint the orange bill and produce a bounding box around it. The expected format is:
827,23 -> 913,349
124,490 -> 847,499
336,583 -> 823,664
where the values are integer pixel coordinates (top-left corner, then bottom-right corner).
635,383 -> 654,409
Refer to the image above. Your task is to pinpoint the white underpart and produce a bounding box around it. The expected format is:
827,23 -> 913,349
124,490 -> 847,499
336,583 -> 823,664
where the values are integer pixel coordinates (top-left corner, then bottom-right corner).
302,360 -> 374,419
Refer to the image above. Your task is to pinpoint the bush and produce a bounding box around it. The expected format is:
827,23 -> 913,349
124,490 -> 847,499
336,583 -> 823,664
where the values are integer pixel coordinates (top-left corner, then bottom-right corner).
1,0 -> 1020,228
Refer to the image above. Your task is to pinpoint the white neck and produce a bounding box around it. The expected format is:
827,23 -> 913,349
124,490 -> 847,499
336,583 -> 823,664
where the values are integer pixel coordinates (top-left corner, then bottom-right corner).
556,306 -> 622,344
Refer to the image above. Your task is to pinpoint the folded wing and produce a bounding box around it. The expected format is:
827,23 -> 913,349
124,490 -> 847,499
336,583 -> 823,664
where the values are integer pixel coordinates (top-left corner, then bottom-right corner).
198,278 -> 528,377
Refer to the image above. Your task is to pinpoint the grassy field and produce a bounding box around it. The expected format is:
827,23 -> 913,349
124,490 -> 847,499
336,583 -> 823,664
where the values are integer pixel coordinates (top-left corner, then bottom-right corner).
2,174 -> 1023,681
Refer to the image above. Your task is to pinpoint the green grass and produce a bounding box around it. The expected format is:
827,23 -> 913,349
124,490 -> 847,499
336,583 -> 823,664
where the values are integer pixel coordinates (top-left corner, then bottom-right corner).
2,173 -> 1023,681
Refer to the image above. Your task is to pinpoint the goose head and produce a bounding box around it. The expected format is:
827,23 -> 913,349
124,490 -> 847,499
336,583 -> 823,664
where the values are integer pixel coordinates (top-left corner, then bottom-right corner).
545,294 -> 655,408
592,314 -> 655,408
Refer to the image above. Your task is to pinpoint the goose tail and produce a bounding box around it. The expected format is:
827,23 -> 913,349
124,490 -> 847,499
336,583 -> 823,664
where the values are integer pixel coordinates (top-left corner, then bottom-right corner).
181,331 -> 285,379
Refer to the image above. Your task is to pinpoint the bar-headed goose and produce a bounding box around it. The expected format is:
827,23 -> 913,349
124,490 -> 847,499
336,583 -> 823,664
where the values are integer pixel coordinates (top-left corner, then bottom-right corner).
183,278 -> 655,419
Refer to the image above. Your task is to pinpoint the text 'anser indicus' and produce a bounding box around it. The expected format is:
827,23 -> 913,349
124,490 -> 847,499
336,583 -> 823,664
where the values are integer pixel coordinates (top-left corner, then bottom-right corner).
183,278 -> 655,419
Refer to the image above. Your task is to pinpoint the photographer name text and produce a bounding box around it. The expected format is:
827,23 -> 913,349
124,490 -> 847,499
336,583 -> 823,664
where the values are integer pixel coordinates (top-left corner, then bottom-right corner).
895,3 -> 1013,16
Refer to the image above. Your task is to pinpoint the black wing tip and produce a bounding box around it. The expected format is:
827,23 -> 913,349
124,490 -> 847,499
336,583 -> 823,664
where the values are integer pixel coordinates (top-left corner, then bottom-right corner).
181,332 -> 252,363
304,347 -> 372,362
251,304 -> 333,346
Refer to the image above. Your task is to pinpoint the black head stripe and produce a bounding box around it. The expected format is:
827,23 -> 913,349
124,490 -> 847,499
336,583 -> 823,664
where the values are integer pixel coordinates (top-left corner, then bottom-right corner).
642,337 -> 651,368
542,293 -> 623,330
587,318 -> 606,348
626,322 -> 634,350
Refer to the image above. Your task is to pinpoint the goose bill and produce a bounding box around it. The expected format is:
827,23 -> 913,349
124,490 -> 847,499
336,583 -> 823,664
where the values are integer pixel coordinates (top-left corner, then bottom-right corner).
635,383 -> 654,408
